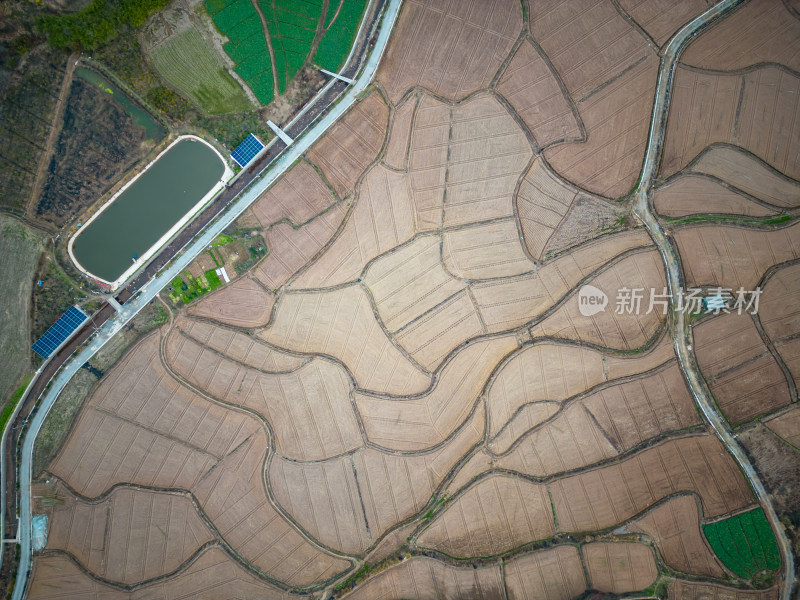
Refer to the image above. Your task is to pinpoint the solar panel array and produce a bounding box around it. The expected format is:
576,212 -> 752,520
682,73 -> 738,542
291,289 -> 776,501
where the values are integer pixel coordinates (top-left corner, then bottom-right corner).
231,134 -> 265,168
32,306 -> 88,359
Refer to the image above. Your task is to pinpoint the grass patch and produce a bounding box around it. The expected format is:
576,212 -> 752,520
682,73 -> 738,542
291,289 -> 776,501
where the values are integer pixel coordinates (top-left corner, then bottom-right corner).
233,234 -> 267,274
212,234 -> 235,247
703,508 -> 781,580
150,27 -> 252,114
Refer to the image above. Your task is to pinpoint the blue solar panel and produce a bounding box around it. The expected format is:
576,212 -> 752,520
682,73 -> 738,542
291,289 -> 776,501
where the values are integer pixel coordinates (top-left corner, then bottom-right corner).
231,134 -> 265,168
32,306 -> 88,359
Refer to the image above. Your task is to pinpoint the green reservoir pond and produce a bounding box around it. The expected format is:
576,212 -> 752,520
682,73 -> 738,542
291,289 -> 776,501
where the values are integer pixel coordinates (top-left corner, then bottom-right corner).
74,67 -> 164,140
71,138 -> 225,283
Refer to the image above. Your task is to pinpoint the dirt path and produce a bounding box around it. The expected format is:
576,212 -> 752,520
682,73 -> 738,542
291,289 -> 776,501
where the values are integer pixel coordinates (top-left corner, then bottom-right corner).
26,53 -> 79,219
250,0 -> 281,100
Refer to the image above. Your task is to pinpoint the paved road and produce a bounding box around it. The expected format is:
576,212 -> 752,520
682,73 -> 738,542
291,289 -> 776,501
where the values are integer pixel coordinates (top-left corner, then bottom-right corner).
632,1 -> 796,598
8,0 -> 401,597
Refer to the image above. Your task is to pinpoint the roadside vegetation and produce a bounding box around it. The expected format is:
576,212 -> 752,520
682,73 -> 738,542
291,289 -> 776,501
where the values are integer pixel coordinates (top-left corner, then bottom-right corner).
703,508 -> 781,582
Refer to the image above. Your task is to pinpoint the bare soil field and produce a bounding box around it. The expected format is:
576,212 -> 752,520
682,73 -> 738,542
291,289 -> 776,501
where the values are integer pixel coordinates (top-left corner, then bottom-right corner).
269,454 -> 371,555
417,474 -> 556,557
188,277 -> 275,328
764,406 -> 800,449
46,335 -> 351,586
654,174 -> 777,217
443,219 -> 533,279
28,547 -> 296,599
582,542 -> 657,594
674,222 -> 800,291
165,330 -> 362,461
383,95 -> 418,170
43,482 -> 214,585
544,56 -> 659,198
531,248 -> 667,350
470,229 -> 653,332
681,0 -> 800,72
617,0 -> 710,46
307,91 -> 389,199
339,556 -> 503,600
353,408 -> 485,539
364,235 -> 466,332
670,580 -> 779,600
758,261 -> 800,382
260,285 -> 431,395
355,334 -> 518,450
175,316 -> 306,372
515,157 -> 581,259
488,334 -> 676,453
629,494 -> 727,578
291,165 -> 418,289
444,95 -> 533,227
493,402 -> 619,476
496,39 -> 582,148
252,203 -> 348,290
376,0 -> 521,104
247,160 -> 338,228
582,362 -> 700,450
693,311 -> 791,424
661,66 -> 800,181
504,546 -> 586,600
688,146 -> 800,208
549,434 -> 754,531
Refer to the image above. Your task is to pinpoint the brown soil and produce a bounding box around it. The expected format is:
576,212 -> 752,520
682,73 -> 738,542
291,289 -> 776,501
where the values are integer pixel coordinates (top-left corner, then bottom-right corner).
618,0 -> 710,46
307,91 -> 389,199
376,0 -> 521,105
629,494 -> 727,578
496,39 -> 582,148
681,0 -> 800,72
582,542 -> 658,594
661,66 -> 800,182
693,312 -> 791,424
188,277 -> 275,328
654,174 -> 777,217
504,545 -> 586,600
670,580 -> 779,600
674,222 -> 800,291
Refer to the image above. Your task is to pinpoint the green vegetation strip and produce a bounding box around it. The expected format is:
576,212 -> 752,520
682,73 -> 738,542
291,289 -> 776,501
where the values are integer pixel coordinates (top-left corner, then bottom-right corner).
0,376 -> 32,434
662,213 -> 793,227
703,508 -> 780,579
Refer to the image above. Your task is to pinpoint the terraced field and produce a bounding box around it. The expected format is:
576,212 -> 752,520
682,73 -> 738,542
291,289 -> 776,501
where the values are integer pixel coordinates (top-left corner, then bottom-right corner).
28,0 -> 799,598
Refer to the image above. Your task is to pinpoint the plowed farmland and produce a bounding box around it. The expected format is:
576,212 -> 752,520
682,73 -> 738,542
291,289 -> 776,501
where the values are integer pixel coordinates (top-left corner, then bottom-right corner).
30,0 -> 796,597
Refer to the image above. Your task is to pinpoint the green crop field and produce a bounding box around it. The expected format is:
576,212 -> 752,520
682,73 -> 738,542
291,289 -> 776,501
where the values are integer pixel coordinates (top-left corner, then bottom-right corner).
205,0 -> 368,105
314,0 -> 369,72
150,27 -> 252,115
703,508 -> 781,580
206,0 -> 275,104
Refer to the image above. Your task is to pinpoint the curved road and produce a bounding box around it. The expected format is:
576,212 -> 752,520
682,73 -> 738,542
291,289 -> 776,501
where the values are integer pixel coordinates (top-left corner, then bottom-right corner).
10,0 -> 402,597
633,1 -> 796,598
